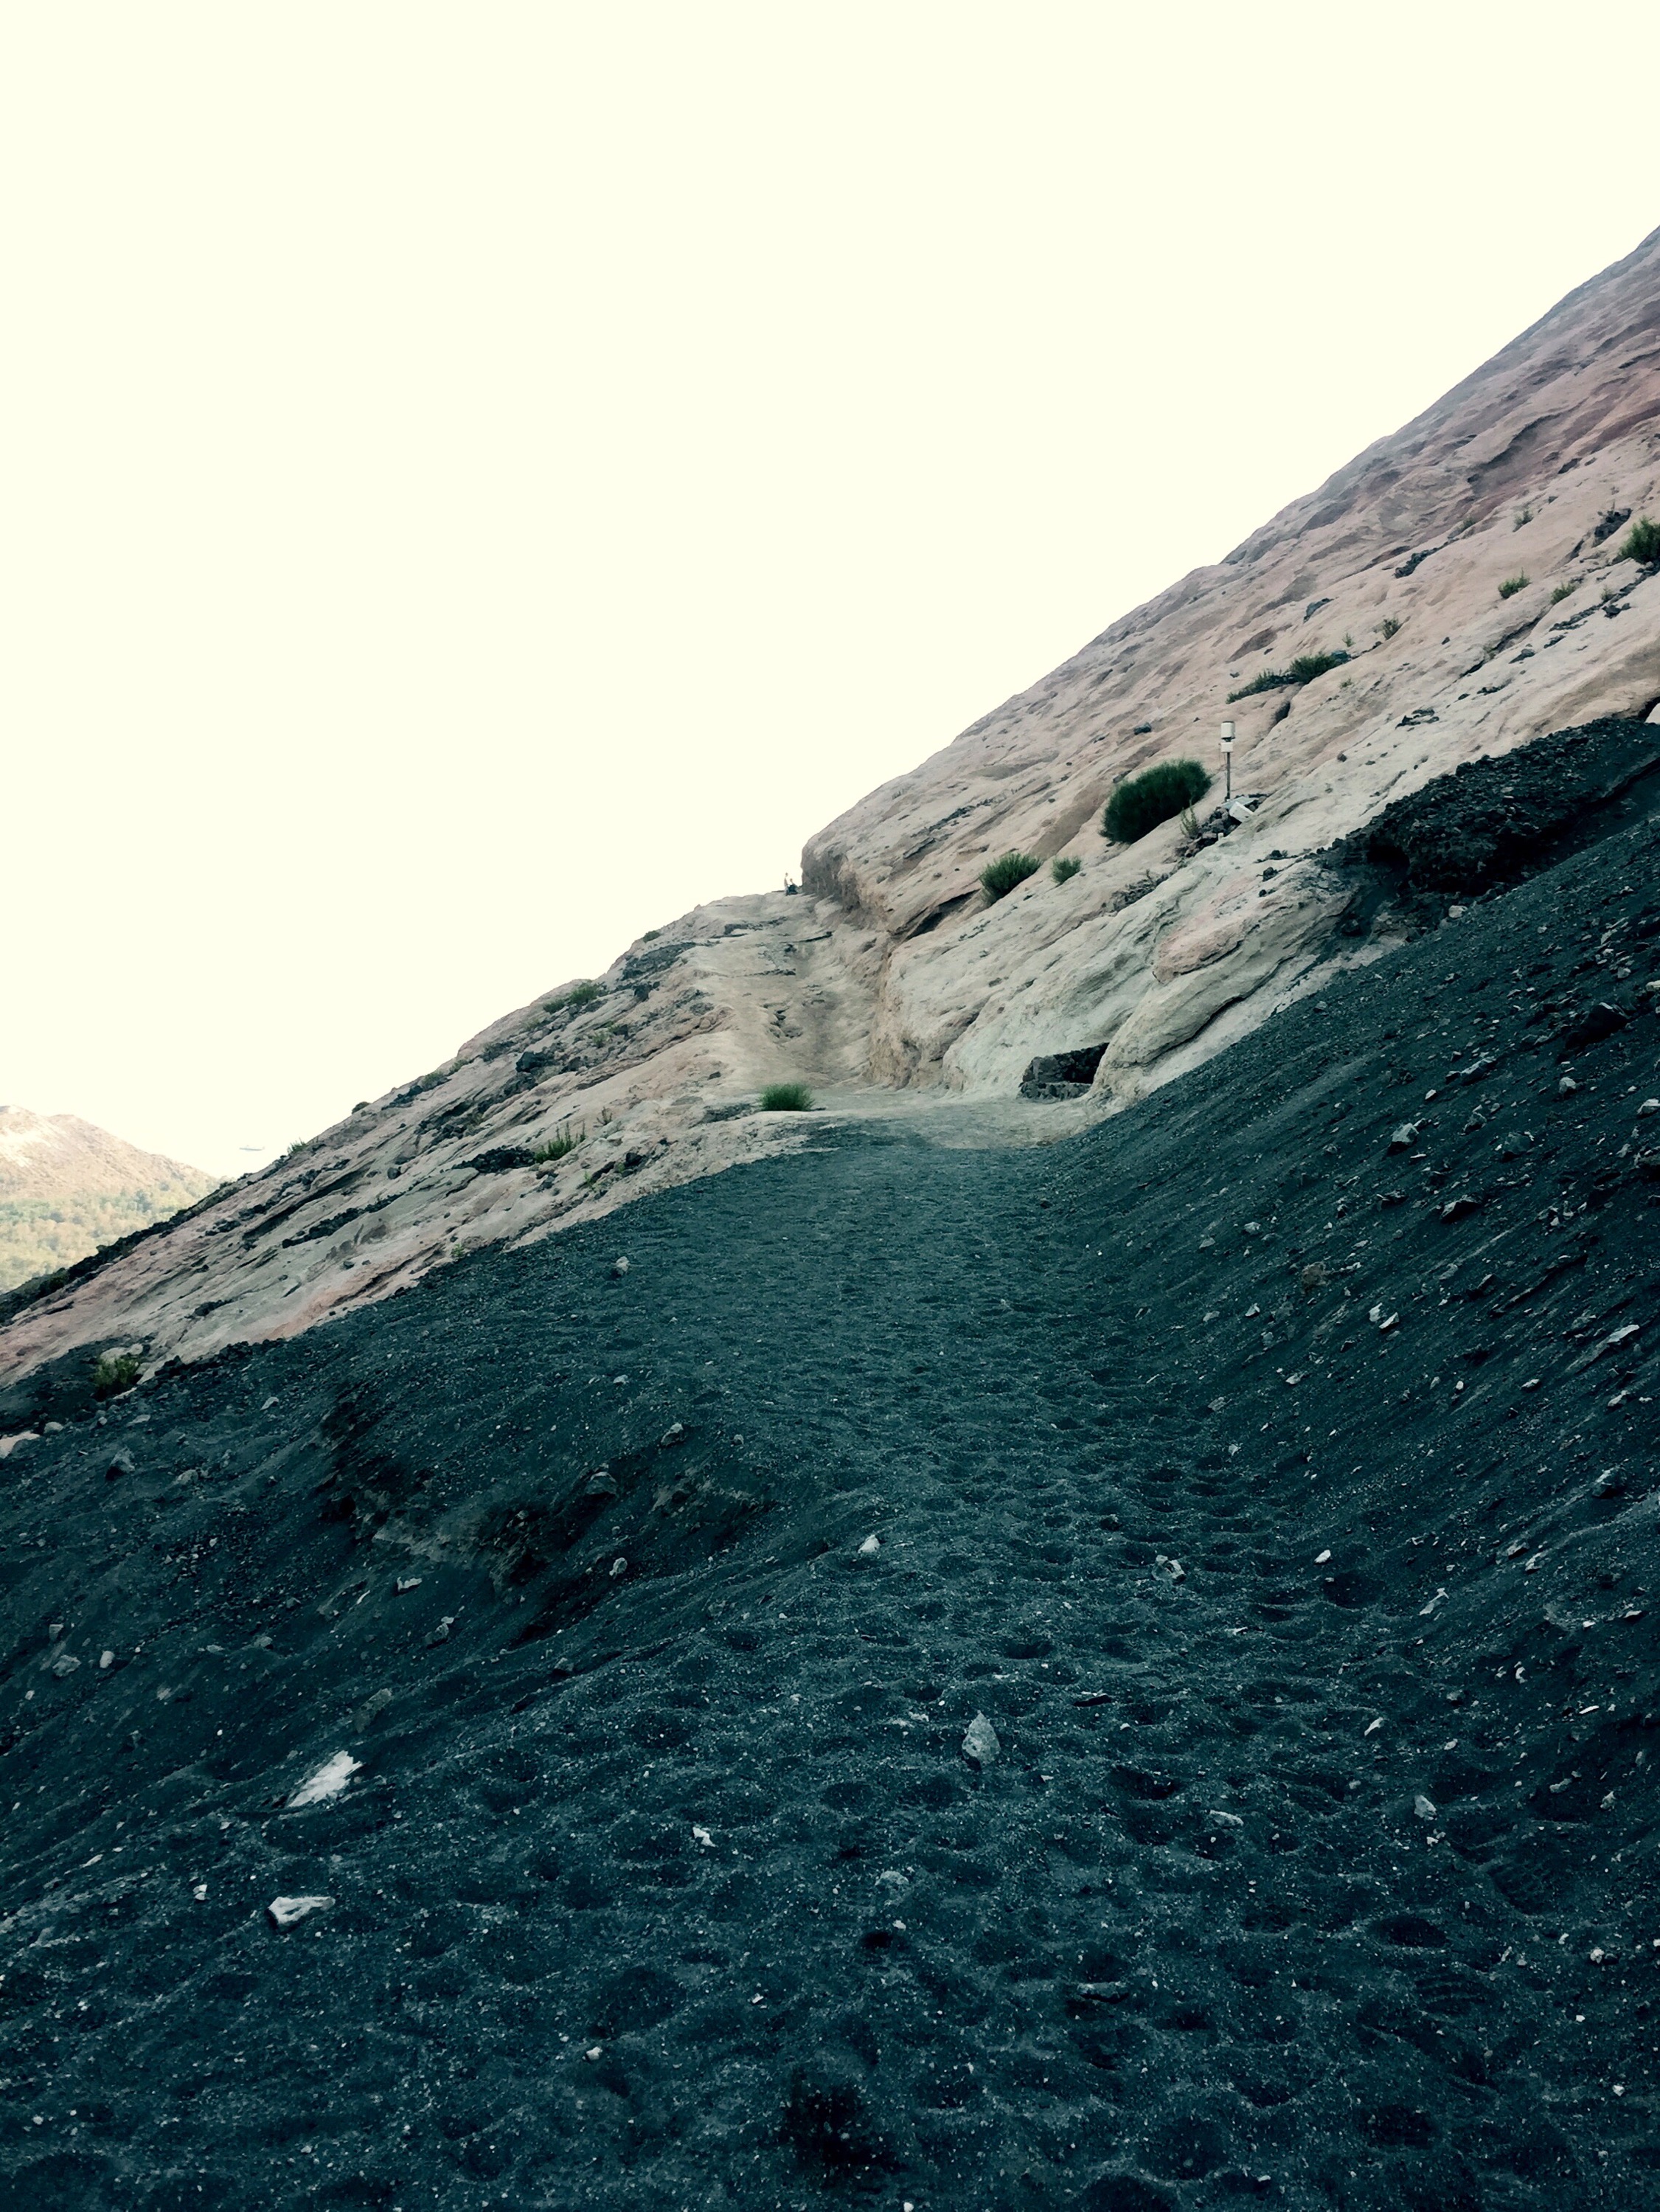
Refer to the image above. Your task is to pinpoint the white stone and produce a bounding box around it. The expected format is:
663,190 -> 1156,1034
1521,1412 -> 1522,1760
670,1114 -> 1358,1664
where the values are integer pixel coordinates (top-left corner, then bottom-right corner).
268,1893 -> 334,1929
288,1752 -> 361,1809
962,1712 -> 1000,1767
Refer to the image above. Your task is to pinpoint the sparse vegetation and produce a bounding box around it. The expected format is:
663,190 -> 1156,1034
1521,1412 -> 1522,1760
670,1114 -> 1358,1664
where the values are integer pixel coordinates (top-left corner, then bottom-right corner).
1616,516 -> 1660,566
1178,805 -> 1199,842
563,981 -> 605,1010
979,851 -> 1043,901
1514,505 -> 1532,529
530,1125 -> 583,1164
1497,573 -> 1529,599
1050,856 -> 1082,884
93,1351 -> 141,1398
1226,651 -> 1349,701
1550,580 -> 1579,605
1376,615 -> 1401,641
1102,760 -> 1212,845
760,1082 -> 813,1112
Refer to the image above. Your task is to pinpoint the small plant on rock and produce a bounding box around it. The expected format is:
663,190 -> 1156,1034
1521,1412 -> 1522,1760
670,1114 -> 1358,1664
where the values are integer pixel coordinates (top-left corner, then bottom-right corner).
1226,651 -> 1348,701
93,1352 -> 142,1398
1497,573 -> 1529,599
1549,580 -> 1579,605
760,1082 -> 813,1112
1102,760 -> 1212,845
1616,516 -> 1660,567
979,851 -> 1043,902
1376,615 -> 1401,641
1050,856 -> 1082,884
531,1124 -> 583,1163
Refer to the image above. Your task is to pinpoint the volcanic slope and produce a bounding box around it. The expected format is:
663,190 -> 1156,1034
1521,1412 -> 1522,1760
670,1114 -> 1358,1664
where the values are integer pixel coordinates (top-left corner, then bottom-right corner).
3,803 -> 1660,2210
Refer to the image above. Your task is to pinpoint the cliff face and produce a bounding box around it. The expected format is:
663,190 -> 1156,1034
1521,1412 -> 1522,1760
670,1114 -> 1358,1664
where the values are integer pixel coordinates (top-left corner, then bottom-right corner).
0,1108 -> 215,1293
4,228 -> 1659,1388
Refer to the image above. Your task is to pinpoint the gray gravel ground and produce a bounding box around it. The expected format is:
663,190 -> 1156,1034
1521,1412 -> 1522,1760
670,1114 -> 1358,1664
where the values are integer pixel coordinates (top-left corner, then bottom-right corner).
2,803 -> 1659,2211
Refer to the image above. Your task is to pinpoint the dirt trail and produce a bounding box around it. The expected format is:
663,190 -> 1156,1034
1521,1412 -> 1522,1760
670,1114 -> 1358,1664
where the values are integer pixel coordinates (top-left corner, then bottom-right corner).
1,798 -> 1658,2210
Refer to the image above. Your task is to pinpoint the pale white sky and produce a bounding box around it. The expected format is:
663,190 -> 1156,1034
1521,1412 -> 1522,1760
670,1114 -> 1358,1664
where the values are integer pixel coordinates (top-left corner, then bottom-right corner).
4,3 -> 1656,1178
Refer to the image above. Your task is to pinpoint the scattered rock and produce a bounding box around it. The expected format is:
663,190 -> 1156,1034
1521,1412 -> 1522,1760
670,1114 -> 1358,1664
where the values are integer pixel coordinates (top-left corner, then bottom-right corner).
1387,1123 -> 1419,1153
288,1752 -> 361,1808
354,1689 -> 394,1730
268,1894 -> 334,1930
106,1448 -> 135,1481
962,1713 -> 1000,1768
586,1470 -> 619,1497
857,1534 -> 881,1556
1414,1795 -> 1437,1820
611,1257 -> 630,1278
1563,1002 -> 1628,1053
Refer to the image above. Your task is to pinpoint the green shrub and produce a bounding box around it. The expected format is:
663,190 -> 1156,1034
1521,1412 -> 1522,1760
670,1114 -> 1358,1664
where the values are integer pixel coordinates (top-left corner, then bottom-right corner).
93,1352 -> 141,1398
563,980 -> 605,1009
1102,760 -> 1212,845
979,851 -> 1043,902
1050,856 -> 1082,884
1226,650 -> 1349,701
760,1082 -> 813,1112
1616,516 -> 1660,566
1497,573 -> 1529,599
531,1125 -> 583,1163
1376,615 -> 1401,641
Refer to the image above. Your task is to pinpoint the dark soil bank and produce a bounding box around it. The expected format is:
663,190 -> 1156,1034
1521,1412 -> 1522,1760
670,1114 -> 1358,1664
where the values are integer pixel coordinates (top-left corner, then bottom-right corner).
5,814 -> 1660,2211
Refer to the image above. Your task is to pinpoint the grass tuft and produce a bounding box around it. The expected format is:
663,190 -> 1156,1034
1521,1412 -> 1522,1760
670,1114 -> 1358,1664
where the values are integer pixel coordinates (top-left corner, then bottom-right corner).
1050,856 -> 1082,884
1616,516 -> 1660,567
1102,760 -> 1212,845
1226,650 -> 1348,701
1549,580 -> 1579,605
979,851 -> 1042,902
530,1125 -> 583,1164
1497,573 -> 1529,599
760,1082 -> 813,1112
1376,615 -> 1401,641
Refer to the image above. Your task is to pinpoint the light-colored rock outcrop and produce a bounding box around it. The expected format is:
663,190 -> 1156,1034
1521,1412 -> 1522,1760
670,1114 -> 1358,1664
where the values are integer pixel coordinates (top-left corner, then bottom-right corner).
5,226 -> 1659,1387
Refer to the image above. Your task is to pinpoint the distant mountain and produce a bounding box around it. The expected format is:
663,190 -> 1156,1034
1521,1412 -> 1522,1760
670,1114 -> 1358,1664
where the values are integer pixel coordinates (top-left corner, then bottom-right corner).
0,1106 -> 217,1291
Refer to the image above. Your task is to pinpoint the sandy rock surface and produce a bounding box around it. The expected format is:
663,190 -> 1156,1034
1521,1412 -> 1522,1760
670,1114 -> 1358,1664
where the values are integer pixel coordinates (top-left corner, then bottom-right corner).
4,229 -> 1659,1387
